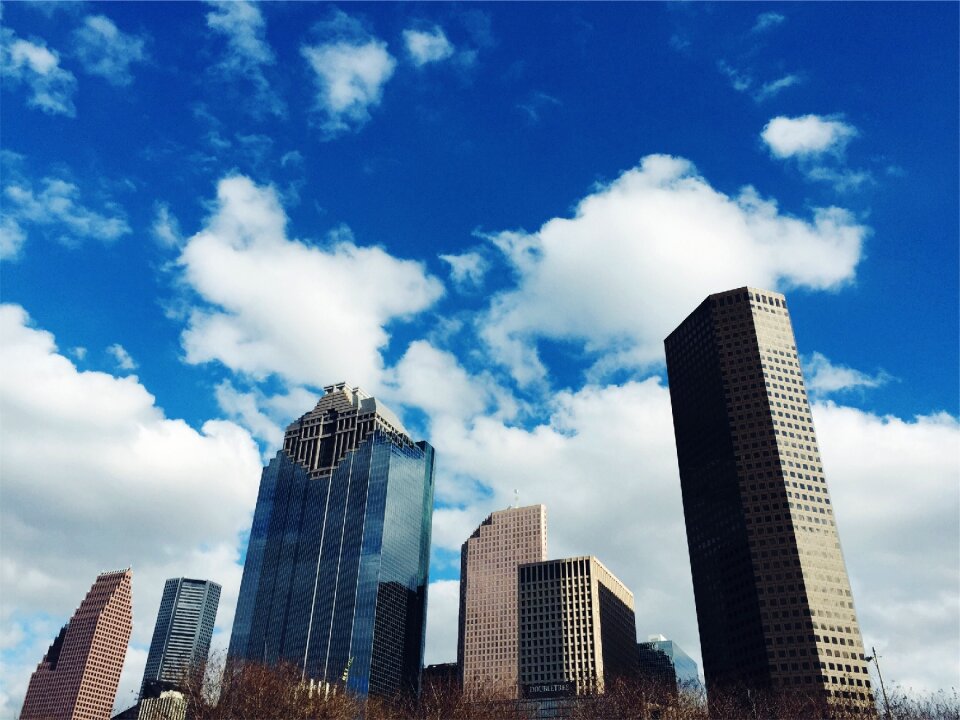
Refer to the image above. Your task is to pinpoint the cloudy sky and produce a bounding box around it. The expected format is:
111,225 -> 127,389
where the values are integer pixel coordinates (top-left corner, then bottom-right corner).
1,2 -> 957,714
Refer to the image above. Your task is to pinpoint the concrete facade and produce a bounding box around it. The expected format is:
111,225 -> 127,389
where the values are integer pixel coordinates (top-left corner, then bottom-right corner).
664,287 -> 873,711
518,556 -> 637,697
21,569 -> 133,720
458,504 -> 547,698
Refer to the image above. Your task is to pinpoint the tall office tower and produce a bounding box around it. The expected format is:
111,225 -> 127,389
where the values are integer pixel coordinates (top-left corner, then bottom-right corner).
518,556 -> 637,699
637,634 -> 699,691
664,287 -> 873,711
141,577 -> 221,695
458,504 -> 548,697
228,383 -> 435,698
20,569 -> 133,720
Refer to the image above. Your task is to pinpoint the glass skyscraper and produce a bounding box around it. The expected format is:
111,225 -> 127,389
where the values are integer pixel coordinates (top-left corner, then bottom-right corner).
141,577 -> 221,695
637,635 -> 700,691
227,383 -> 435,698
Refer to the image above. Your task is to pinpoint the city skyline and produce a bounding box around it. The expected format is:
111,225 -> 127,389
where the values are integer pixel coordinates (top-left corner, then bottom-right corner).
1,2 -> 957,714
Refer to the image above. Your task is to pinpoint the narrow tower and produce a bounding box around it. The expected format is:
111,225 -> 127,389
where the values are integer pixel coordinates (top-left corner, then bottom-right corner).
20,569 -> 133,720
141,577 -> 221,695
664,287 -> 873,712
227,383 -> 435,698
458,504 -> 547,697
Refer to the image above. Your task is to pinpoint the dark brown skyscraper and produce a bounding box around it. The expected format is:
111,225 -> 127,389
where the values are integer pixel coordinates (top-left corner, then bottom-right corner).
21,568 -> 133,720
664,287 -> 873,712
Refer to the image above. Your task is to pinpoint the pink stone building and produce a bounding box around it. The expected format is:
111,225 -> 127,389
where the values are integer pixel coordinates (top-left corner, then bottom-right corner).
458,504 -> 547,698
21,569 -> 133,720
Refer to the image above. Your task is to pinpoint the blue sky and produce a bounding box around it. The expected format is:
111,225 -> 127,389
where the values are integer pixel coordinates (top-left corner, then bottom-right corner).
1,2 -> 957,714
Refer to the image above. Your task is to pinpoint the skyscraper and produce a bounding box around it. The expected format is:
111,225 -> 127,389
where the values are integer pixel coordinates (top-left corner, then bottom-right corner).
20,569 -> 133,720
227,383 -> 435,698
518,556 -> 637,698
637,634 -> 699,691
458,504 -> 548,697
664,287 -> 873,710
141,577 -> 221,695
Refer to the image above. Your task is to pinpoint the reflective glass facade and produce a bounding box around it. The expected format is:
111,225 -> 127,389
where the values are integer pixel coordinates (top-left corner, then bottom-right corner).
637,637 -> 700,691
228,385 -> 435,698
142,577 -> 220,695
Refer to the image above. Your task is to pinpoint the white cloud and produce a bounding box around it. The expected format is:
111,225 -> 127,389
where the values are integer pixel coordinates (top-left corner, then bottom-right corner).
479,154 -> 868,385
762,115 -> 871,192
517,91 -> 561,124
106,343 -> 138,372
2,167 -> 130,257
409,355 -> 959,696
205,0 -> 284,118
0,304 -> 262,715
301,38 -> 396,137
439,250 -> 489,290
0,216 -> 27,261
752,12 -> 786,33
803,351 -> 893,397
717,60 -> 752,93
384,341 -> 518,431
214,380 -> 285,449
754,73 -> 801,102
424,580 -> 460,665
403,26 -> 454,67
813,402 -> 959,693
419,379 -> 702,674
151,201 -> 182,248
177,175 -> 443,389
0,27 -> 77,116
762,114 -> 858,158
72,14 -> 147,86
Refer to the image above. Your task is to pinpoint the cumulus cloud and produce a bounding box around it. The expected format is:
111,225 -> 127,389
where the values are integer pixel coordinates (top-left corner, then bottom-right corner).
106,343 -> 138,372
177,175 -> 443,389
762,115 -> 871,191
0,27 -> 77,116
762,114 -> 858,158
415,379 -> 701,673
2,161 -> 130,259
72,14 -> 147,86
404,352 -> 959,696
479,154 -> 868,385
803,351 -> 893,397
439,250 -> 490,290
205,0 -> 284,118
403,26 -> 454,67
301,36 -> 396,137
0,304 -> 262,715
424,580 -> 460,664
813,402 -> 959,693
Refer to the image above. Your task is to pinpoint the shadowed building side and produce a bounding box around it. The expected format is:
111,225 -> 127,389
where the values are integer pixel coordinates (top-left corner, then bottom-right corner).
664,287 -> 873,713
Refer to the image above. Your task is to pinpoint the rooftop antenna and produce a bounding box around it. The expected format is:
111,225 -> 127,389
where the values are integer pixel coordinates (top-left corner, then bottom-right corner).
513,489 -> 519,508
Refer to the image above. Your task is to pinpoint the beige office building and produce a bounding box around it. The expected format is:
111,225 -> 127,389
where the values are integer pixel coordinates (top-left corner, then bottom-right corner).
664,287 -> 873,712
458,504 -> 548,697
518,556 -> 637,698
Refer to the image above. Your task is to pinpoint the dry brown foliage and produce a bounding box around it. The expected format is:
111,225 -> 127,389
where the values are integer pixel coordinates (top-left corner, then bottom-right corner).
166,660 -> 957,720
